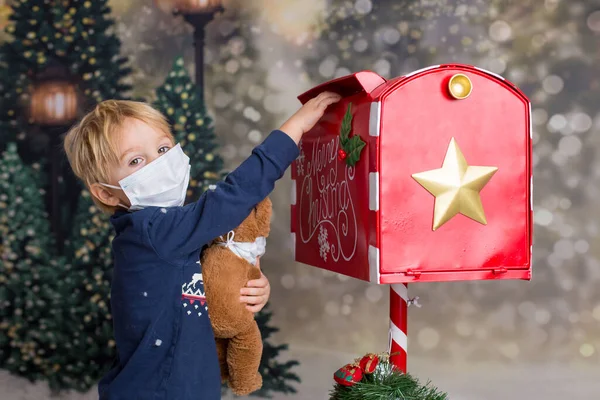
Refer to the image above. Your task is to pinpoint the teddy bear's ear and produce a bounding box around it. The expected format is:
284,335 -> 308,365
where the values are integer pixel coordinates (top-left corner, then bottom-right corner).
254,197 -> 272,236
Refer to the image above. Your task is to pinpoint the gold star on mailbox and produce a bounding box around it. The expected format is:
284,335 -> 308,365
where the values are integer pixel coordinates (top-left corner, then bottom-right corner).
412,138 -> 498,231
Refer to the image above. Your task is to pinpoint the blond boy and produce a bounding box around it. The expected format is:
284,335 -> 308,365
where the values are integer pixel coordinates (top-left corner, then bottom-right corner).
64,92 -> 340,399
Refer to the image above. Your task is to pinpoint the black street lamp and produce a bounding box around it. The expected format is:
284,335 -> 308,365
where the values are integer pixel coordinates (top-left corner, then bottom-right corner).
168,0 -> 224,100
29,62 -> 80,253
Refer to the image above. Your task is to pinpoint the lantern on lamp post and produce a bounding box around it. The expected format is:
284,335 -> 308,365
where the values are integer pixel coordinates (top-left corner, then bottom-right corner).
29,63 -> 80,252
158,0 -> 223,101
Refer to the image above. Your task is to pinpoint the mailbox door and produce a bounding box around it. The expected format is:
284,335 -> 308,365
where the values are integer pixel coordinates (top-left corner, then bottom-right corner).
292,71 -> 386,282
292,96 -> 375,281
377,66 -> 532,283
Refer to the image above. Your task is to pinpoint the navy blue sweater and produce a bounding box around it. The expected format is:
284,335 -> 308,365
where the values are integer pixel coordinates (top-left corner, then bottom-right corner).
98,130 -> 299,400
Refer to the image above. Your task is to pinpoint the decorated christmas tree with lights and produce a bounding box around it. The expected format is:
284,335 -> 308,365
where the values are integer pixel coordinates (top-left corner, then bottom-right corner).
155,56 -> 300,397
154,56 -> 223,200
0,143 -> 70,386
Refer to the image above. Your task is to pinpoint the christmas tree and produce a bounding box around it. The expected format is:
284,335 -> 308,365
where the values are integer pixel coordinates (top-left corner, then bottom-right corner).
155,56 -> 300,397
0,143 -> 69,386
154,56 -> 223,200
0,0 -> 131,391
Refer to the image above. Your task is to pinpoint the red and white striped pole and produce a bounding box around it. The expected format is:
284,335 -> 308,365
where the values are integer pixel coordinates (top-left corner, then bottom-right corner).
389,283 -> 408,372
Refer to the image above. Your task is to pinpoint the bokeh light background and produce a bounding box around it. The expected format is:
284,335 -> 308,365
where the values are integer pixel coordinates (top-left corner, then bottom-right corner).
2,0 -> 600,398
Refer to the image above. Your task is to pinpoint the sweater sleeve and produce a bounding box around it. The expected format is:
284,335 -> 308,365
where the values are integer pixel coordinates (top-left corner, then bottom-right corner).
146,130 -> 299,259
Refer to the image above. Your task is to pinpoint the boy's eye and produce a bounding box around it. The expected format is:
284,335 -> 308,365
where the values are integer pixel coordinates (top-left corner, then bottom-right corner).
158,146 -> 170,154
129,158 -> 142,166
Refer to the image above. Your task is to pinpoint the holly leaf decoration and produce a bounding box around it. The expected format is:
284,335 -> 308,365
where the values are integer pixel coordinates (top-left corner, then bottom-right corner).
339,103 -> 352,146
344,135 -> 366,166
338,102 -> 366,167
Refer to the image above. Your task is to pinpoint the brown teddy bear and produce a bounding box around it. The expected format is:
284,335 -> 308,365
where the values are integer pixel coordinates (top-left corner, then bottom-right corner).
201,197 -> 272,396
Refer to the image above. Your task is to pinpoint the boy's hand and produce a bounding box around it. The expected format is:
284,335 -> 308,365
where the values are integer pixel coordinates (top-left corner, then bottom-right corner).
280,91 -> 342,144
240,258 -> 271,313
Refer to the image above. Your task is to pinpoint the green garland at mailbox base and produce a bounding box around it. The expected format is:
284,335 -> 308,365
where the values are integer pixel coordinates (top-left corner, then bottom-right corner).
329,353 -> 448,400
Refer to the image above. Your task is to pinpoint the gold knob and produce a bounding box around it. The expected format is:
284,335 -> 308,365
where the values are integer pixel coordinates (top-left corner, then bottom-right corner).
448,74 -> 473,100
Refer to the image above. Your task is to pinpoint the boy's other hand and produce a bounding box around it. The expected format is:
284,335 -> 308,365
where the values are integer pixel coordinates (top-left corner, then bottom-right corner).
240,258 -> 270,313
279,91 -> 342,144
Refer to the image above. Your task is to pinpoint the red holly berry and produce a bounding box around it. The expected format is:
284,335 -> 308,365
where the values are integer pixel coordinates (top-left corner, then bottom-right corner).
359,353 -> 379,374
334,363 -> 363,387
338,149 -> 347,161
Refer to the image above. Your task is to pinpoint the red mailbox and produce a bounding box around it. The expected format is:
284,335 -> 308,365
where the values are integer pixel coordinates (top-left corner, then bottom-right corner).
291,64 -> 532,284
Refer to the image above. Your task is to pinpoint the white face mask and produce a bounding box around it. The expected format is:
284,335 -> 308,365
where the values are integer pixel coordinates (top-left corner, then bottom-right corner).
101,144 -> 191,211
217,231 -> 266,266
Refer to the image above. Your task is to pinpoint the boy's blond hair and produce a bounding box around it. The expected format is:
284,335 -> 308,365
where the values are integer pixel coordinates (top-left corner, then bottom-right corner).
64,100 -> 174,213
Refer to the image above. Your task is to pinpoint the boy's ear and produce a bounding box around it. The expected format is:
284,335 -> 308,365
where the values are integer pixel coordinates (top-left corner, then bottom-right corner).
90,183 -> 121,207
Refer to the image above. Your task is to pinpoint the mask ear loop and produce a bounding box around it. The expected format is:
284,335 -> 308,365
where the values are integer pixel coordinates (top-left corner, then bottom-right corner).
98,183 -> 130,210
226,231 -> 235,245
219,231 -> 236,247
99,183 -> 122,190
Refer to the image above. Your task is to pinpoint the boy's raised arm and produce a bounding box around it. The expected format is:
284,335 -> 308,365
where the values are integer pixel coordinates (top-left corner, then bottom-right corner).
146,130 -> 298,259
145,91 -> 341,260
